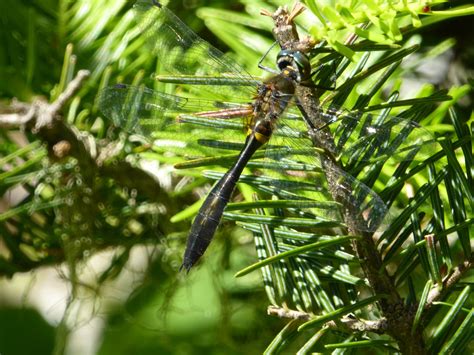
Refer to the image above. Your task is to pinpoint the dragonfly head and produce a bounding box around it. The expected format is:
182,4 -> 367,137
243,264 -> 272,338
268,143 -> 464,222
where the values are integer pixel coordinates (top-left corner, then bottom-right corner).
277,50 -> 311,83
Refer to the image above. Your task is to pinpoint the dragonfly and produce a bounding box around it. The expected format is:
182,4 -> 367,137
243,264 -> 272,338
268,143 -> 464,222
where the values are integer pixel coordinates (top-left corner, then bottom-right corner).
98,0 -> 436,272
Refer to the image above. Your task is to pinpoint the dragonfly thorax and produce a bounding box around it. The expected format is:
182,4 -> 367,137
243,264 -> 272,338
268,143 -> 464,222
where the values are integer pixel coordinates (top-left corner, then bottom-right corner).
249,77 -> 295,144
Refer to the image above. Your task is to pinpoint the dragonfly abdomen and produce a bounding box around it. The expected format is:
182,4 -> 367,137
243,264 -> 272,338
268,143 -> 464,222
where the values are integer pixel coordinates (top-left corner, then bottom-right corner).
180,172 -> 236,272
181,130 -> 266,271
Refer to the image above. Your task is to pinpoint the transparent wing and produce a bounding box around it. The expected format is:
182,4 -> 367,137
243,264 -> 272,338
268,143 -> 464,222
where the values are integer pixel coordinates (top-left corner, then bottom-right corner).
133,0 -> 258,99
313,106 -> 438,166
248,105 -> 438,232
275,104 -> 437,165
97,84 -> 252,136
98,84 -> 184,133
253,139 -> 389,233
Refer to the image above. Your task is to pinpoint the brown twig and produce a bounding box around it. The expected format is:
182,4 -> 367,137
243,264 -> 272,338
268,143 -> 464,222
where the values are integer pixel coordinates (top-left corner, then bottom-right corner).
267,305 -> 388,334
426,258 -> 474,308
267,305 -> 311,321
0,103 -> 36,126
0,70 -> 91,129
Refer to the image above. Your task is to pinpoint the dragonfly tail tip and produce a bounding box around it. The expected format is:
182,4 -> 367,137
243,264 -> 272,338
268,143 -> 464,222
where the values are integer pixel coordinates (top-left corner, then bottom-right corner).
179,262 -> 192,274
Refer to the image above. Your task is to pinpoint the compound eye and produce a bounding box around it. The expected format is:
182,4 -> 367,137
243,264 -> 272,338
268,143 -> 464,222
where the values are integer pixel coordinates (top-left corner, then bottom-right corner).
276,50 -> 294,71
292,52 -> 311,80
276,50 -> 311,81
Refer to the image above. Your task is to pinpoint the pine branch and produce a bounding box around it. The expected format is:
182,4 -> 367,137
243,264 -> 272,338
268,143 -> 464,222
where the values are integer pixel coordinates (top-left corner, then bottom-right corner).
268,305 -> 388,334
426,257 -> 474,308
265,4 -> 427,354
0,69 -> 171,277
0,70 -> 164,201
